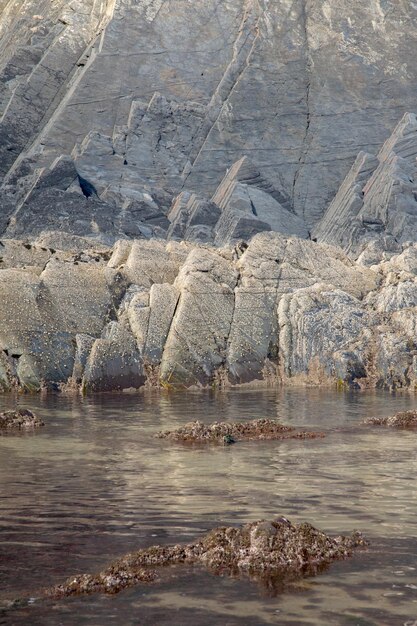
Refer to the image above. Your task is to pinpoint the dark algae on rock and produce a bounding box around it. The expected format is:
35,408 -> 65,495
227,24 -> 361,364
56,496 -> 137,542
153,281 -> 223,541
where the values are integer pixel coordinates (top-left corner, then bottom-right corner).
364,410 -> 417,428
156,418 -> 324,443
43,518 -> 367,599
0,409 -> 44,430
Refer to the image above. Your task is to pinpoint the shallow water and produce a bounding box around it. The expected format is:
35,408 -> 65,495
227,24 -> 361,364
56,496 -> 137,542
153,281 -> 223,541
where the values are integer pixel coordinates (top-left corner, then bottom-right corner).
1,388 -> 417,626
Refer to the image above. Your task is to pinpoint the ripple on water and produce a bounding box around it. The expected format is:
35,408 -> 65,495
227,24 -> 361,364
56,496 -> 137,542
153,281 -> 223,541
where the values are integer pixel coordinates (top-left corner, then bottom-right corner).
1,388 -> 417,625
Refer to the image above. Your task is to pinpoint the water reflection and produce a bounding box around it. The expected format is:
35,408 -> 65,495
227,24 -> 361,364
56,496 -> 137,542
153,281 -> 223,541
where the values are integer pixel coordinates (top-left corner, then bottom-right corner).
1,388 -> 417,625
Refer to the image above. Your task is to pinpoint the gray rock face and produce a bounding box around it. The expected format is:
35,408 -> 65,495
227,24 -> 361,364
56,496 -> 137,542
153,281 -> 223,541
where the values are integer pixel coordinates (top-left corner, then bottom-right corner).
159,248 -> 238,386
314,114 -> 417,255
2,1 -> 417,393
2,0 -> 417,236
0,234 -> 415,393
83,321 -> 145,392
278,284 -> 369,384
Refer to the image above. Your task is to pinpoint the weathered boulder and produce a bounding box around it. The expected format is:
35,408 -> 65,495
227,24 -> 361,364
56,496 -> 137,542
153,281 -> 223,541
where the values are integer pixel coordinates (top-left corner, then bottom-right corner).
159,248 -> 238,386
82,322 -> 145,392
278,284 -> 369,385
39,259 -> 118,336
121,240 -> 191,288
0,269 -> 75,389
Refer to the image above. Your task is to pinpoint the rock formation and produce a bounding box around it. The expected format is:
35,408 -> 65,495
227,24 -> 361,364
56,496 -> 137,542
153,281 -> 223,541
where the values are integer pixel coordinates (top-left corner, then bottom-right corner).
156,418 -> 324,443
2,1 -> 417,230
1,1 -> 417,393
0,231 -> 415,392
0,408 -> 44,429
365,410 -> 417,428
44,518 -> 367,597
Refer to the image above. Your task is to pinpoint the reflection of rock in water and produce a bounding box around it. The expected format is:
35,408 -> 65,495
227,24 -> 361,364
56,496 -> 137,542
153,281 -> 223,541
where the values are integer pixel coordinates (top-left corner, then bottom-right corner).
44,518 -> 367,598
156,418 -> 324,443
365,410 -> 417,428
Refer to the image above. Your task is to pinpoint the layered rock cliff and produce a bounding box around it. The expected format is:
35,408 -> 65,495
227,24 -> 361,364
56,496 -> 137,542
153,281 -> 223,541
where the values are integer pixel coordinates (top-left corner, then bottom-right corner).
0,232 -> 416,392
1,0 -> 417,392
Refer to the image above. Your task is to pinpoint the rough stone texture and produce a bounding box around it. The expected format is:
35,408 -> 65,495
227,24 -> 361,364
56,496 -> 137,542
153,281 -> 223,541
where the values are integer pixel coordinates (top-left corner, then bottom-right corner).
144,284 -> 179,365
0,232 -> 416,392
278,284 -> 369,385
43,518 -> 367,598
83,322 -> 145,392
314,114 -> 417,254
159,248 -> 238,386
0,408 -> 44,429
156,418 -> 324,443
365,411 -> 417,428
2,0 -> 417,239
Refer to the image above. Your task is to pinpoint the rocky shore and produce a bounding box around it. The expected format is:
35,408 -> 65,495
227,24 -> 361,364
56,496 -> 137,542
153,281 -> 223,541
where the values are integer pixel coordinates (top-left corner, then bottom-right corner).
365,410 -> 417,428
1,1 -> 417,395
0,230 -> 416,393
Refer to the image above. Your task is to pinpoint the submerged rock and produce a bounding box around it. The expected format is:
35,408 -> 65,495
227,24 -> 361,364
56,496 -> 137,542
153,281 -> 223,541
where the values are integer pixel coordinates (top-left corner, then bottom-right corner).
365,410 -> 417,428
0,409 -> 44,429
156,418 -> 324,443
47,569 -> 157,598
44,518 -> 366,598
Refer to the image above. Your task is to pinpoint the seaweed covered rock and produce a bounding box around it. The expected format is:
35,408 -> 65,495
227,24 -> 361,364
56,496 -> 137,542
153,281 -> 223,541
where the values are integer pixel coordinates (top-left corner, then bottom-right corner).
44,518 -> 367,599
47,569 -> 157,598
195,520 -> 367,576
156,418 -> 324,443
0,409 -> 44,429
365,410 -> 417,428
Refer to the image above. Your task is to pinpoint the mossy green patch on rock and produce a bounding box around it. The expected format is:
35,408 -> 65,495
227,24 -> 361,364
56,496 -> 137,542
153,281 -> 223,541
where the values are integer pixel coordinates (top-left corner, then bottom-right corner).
43,518 -> 367,599
156,418 -> 324,443
364,410 -> 417,428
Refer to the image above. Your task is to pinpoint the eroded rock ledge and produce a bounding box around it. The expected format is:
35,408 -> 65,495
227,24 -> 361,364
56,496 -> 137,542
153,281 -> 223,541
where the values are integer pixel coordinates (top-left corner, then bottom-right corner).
0,231 -> 416,393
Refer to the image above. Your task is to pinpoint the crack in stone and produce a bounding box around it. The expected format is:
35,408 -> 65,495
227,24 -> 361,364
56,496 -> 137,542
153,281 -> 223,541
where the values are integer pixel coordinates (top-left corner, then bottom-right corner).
181,0 -> 260,186
292,0 -> 313,219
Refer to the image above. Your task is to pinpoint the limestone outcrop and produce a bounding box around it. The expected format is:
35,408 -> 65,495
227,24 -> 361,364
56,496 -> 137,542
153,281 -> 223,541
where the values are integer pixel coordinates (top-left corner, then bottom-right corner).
0,232 -> 415,393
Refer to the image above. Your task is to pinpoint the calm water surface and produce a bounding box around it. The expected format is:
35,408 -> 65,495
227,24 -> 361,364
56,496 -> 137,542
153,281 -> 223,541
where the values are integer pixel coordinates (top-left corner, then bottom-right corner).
1,388 -> 417,626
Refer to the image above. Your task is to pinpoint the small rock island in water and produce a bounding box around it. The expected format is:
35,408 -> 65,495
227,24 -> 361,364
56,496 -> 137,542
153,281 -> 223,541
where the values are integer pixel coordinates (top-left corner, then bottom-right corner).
365,410 -> 417,428
0,409 -> 44,430
45,518 -> 367,598
156,418 -> 324,444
